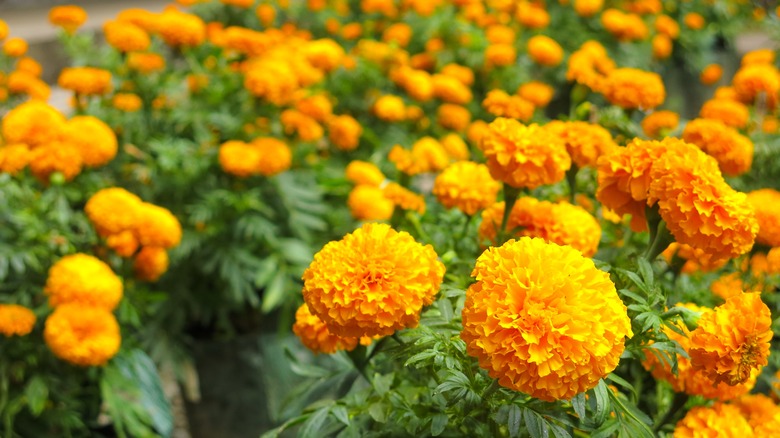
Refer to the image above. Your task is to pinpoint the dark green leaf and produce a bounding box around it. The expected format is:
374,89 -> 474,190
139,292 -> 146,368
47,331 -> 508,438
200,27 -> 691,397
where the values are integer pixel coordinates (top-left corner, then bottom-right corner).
24,376 -> 48,416
431,413 -> 448,436
299,407 -> 331,438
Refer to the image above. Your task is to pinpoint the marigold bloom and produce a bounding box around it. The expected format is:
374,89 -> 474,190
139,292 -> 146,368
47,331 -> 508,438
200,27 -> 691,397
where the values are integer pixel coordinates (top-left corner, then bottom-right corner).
699,99 -> 749,129
303,39 -> 345,72
16,57 -> 42,77
85,188 -> 143,237
345,161 -> 385,186
106,231 -> 139,258
528,35 -> 563,67
348,185 -> 394,221
485,44 -> 516,68
574,0 -> 603,17
440,133 -> 470,161
112,93 -> 143,112
0,143 -> 30,175
45,254 -> 123,311
437,104 -> 470,131
295,94 -> 332,123
486,25 -> 515,45
433,162 -> 500,216
302,223 -> 444,337
327,115 -> 362,151
711,272 -> 745,301
49,5 -> 87,33
479,118 -> 571,189
747,189 -> 780,247
63,116 -> 118,168
654,14 -> 680,39
133,246 -> 169,282
545,121 -> 617,168
127,52 -> 165,74
244,60 -> 299,105
732,394 -> 780,436
663,242 -> 728,274
281,109 -> 324,142
689,293 -> 771,386
293,304 -> 360,354
389,137 -> 449,175
515,2 -> 550,29
518,81 -> 554,108
440,63 -> 474,86
103,20 -> 151,53
157,10 -> 206,47
0,304 -> 36,337
566,41 -> 615,92
482,90 -> 535,121
648,141 -> 757,261
652,34 -> 672,60
431,74 -> 472,104
7,70 -> 50,101
700,64 -> 723,85
28,142 -> 83,182
134,203 -> 182,249
674,403 -> 752,437
682,118 -> 753,176
733,64 -> 780,108
382,182 -> 426,214
603,68 -> 665,110
462,237 -> 631,401
683,12 -> 705,30
601,9 -> 648,41
58,67 -> 112,96
373,95 -> 406,122
641,110 -> 679,138
0,19 -> 7,40
1,100 -> 66,147
44,304 -> 121,367
4,38 -> 28,57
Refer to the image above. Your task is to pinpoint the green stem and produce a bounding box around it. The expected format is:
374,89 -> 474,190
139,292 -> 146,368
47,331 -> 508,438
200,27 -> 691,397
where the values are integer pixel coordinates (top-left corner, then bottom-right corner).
391,333 -> 406,347
653,393 -> 689,433
500,184 -> 522,242
566,165 -> 579,203
481,379 -> 501,401
644,220 -> 672,262
459,214 -> 474,241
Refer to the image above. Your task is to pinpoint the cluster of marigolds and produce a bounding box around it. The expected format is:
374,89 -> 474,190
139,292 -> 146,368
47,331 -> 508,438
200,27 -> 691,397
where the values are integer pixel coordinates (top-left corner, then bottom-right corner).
1,0 -> 780,435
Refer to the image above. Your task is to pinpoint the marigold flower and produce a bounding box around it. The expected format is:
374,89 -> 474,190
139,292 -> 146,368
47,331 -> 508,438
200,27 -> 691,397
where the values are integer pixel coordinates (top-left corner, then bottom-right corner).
134,203 -> 182,249
348,185 -> 394,221
295,94 -> 332,123
1,100 -> 66,147
486,25 -> 515,45
127,52 -> 165,74
58,67 -> 112,96
747,189 -> 780,247
28,142 -> 83,182
566,40 -> 615,92
0,143 -> 30,175
327,115 -> 362,151
373,95 -> 406,122
654,14 -> 680,39
484,43 -> 517,68
545,121 -> 617,168
133,246 -> 169,282
0,19 -> 7,40
157,10 -> 206,47
641,110 -> 679,138
574,0 -> 603,17
689,293 -> 772,386
663,242 -> 728,274
302,223 -> 444,337
482,90 -> 535,121
518,81 -> 554,108
440,133 -> 470,161
741,49 -> 774,66
303,39 -> 345,72
601,9 -> 648,41
85,188 -> 143,237
433,162 -> 500,216
479,118 -> 571,189
700,64 -> 723,85
382,23 -> 412,47
440,63 -> 474,86
699,98 -> 749,129
0,304 -> 36,337
731,394 -> 780,436
675,403 -> 752,437
648,141 -> 758,261
112,93 -> 143,112
45,253 -> 123,311
682,118 -> 753,176
733,64 -> 780,108
16,57 -> 42,77
652,34 -> 672,60
256,4 -> 276,27
345,161 -> 385,186
103,20 -> 151,53
389,137 -> 449,175
7,70 -> 50,101
603,68 -> 665,110
437,104 -> 471,131
683,12 -> 705,30
4,38 -> 28,57
515,2 -> 550,29
383,182 -> 426,214
49,5 -> 87,34
106,230 -> 139,258
44,304 -> 121,367
293,304 -> 360,354
63,116 -> 118,168
431,74 -> 472,104
244,60 -> 299,105
281,109 -> 324,142
462,237 -> 631,401
527,35 -> 563,67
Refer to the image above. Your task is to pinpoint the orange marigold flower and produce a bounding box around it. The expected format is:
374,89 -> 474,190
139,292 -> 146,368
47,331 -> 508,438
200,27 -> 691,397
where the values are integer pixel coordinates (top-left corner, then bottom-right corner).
486,25 -> 515,45
655,14 -> 680,39
731,394 -> 780,437
711,272 -> 745,301
0,19 -> 8,40
383,182 -> 426,214
303,39 -> 345,73
220,141 -> 263,177
518,81 -> 554,108
16,57 -> 42,77
689,293 -> 772,386
733,63 -> 780,108
648,141 -> 758,261
112,93 -> 143,112
127,52 -> 165,74
103,20 -> 151,53
58,67 -> 112,95
156,10 -> 206,47
641,110 -> 679,138
574,0 -> 603,17
45,253 -> 123,311
1,100 -> 66,147
0,143 -> 31,175
700,64 -> 723,85
485,43 -> 517,68
545,121 -> 617,168
480,117 -> 571,189
85,188 -> 142,237
293,304 -> 360,354
389,137 -> 449,175
747,189 -> 780,247
431,74 -> 473,104
295,94 -> 332,123
302,223 -> 444,337
281,109 -> 324,142
482,89 -> 535,121
663,242 -> 727,274
0,304 -> 36,337
566,40 -> 615,92
345,160 -> 385,186
440,63 -> 474,86
461,237 -> 631,401
256,4 -> 277,27
683,12 -> 705,30
49,5 -> 87,34
440,133 -> 470,161
392,66 -> 433,102
437,104 -> 471,131
44,304 -> 121,367
682,118 -> 753,176
134,203 -> 182,249
433,161 -> 501,216
674,403 -> 752,437
699,98 -> 749,129
652,34 -> 672,60
106,230 -> 139,258
63,116 -> 118,168
601,9 -> 648,41
382,23 -> 412,47
4,38 -> 28,57
515,1 -> 550,29
373,95 -> 406,122
7,70 -> 50,101
742,49 -> 775,66
527,35 -> 564,67
28,142 -> 83,182
603,68 -> 665,110
133,246 -> 169,282
348,185 -> 394,221
328,115 -> 362,151
244,60 -> 299,106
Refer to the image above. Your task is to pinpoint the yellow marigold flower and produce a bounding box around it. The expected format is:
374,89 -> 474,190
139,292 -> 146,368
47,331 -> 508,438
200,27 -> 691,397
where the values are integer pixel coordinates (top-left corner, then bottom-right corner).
648,141 -> 758,261
601,9 -> 648,41
683,12 -> 705,30
479,118 -> 571,189
466,120 -> 490,146
431,74 -> 472,104
732,394 -> 780,436
482,90 -> 535,121
133,246 -> 169,282
0,304 -> 36,337
689,293 -> 771,386
747,189 -> 780,247
348,185 -> 394,221
281,109 -> 324,142
86,188 -> 143,237
157,10 -> 206,47
373,95 -> 406,122
135,203 -> 182,249
574,0 -> 603,17
440,63 -> 474,86
345,160 -> 385,186
699,98 -> 749,129
45,253 -> 123,311
0,143 -> 31,175
103,20 -> 151,53
392,67 -> 433,102
49,5 -> 87,34
437,104 -> 471,131
293,304 -> 360,354
515,1 -> 550,29
545,121 -> 617,168
700,64 -> 723,85
527,35 -> 563,67
655,14 -> 680,39
58,67 -> 112,96
382,23 -> 412,47
439,133 -> 469,161
733,63 -> 780,108
244,60 -> 299,106
742,49 -> 775,66
116,8 -> 159,33
127,52 -> 165,74
0,19 -> 7,40
4,38 -> 28,57
112,93 -> 143,112
714,86 -> 740,101
303,39 -> 345,72
327,115 -> 362,151
16,57 -> 42,77
674,403 -> 752,437
383,182 -> 426,214
518,81 -> 554,108
28,142 -> 83,182
603,68 -> 665,110
62,116 -> 118,168
295,94 -> 332,123
1,100 -> 66,147
484,43 -> 517,68
462,237 -> 631,401
389,137 -> 449,175
7,70 -> 50,101
433,162 -> 500,216
106,230 -> 139,258
682,118 -> 753,176
711,272 -> 744,301
44,304 -> 121,367
566,40 -> 615,92
652,34 -> 672,60
302,223 -> 444,337
641,110 -> 679,138
486,25 -> 515,45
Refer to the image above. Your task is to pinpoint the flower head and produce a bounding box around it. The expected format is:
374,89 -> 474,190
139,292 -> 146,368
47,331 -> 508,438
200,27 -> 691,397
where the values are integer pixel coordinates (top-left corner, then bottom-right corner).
0,143 -> 30,175
700,98 -> 749,129
44,304 -> 121,367
545,121 -> 617,168
156,10 -> 206,47
293,304 -> 360,354
45,254 -> 123,311
461,237 -> 631,401
85,188 -> 142,237
302,223 -> 445,338
134,203 -> 182,249
348,185 -> 394,221
1,101 -> 66,147
433,161 -> 500,216
345,161 -> 385,186
57,67 -> 112,96
49,5 -> 87,33
328,115 -> 362,150
0,305 -> 36,337
641,110 -> 679,138
63,116 -> 118,168
674,403 -> 752,437
103,20 -> 150,52
747,189 -> 780,247
527,35 -> 563,67
682,118 -> 753,176
700,64 -> 723,85
133,246 -> 169,282
603,68 -> 665,110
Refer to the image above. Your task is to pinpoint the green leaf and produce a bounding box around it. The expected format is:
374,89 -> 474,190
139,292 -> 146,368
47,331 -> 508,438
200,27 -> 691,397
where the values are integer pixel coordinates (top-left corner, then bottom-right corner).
570,393 -> 586,421
523,409 -> 546,438
636,258 -> 655,289
591,380 -> 611,426
431,413 -> 448,436
331,405 -> 350,426
368,402 -> 387,423
507,405 -> 522,438
404,350 -> 438,367
299,407 -> 331,438
24,376 -> 48,416
549,423 -> 572,438
261,268 -> 288,313
373,373 -> 394,396
437,298 -> 454,323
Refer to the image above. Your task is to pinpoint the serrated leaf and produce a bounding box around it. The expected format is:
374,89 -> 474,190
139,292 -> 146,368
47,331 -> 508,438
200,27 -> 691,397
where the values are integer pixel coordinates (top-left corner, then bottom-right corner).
299,407 -> 330,438
24,376 -> 48,416
548,423 -> 572,438
524,409 -> 547,438
431,413 -> 448,436
331,405 -> 350,426
507,405 -> 522,438
636,258 -> 655,289
592,380 -> 611,426
437,298 -> 454,323
261,269 -> 288,313
404,350 -> 438,367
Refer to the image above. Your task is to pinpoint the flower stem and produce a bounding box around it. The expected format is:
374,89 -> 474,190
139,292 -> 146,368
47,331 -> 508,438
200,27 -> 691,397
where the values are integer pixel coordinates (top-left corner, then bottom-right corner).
653,393 -> 689,432
481,379 -> 501,401
500,184 -> 522,242
566,165 -> 579,203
